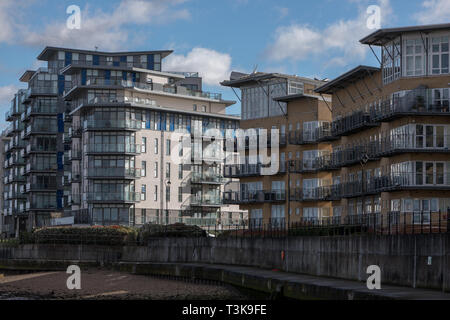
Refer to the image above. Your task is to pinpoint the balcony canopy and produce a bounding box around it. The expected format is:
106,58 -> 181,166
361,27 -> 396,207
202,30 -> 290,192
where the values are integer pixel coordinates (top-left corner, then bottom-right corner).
314,65 -> 380,94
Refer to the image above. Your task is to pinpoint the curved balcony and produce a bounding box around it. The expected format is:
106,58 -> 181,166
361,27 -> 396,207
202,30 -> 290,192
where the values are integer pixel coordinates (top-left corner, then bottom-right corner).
85,143 -> 142,155
86,167 -> 141,179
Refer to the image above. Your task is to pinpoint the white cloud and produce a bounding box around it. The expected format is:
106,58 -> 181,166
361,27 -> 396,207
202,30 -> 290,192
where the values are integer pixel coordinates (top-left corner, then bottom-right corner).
414,0 -> 450,24
164,48 -> 232,87
265,0 -> 392,66
0,0 -> 190,51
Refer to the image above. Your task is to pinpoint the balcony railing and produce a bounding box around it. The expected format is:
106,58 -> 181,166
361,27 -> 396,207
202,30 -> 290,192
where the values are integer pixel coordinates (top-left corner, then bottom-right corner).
85,143 -> 142,154
332,110 -> 377,137
190,195 -> 223,206
223,190 -> 286,204
67,78 -> 223,101
86,192 -> 141,203
87,167 -> 141,179
224,164 -> 262,178
371,88 -> 450,122
289,185 -> 342,201
191,172 -> 227,184
83,119 -> 142,131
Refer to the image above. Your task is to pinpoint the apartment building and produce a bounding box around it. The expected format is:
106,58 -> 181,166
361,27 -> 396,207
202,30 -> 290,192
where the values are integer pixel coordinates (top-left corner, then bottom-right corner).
222,23 -> 450,229
221,72 -> 329,227
3,46 -> 245,235
0,134 -> 10,238
314,23 -> 450,227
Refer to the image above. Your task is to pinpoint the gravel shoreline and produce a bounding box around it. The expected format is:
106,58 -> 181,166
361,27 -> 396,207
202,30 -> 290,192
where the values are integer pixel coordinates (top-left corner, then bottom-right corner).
0,269 -> 248,300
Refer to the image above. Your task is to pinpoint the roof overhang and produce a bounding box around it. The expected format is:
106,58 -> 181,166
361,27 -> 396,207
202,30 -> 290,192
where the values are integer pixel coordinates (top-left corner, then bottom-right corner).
19,70 -> 36,83
221,72 -> 325,88
360,23 -> 450,46
37,46 -> 173,61
315,65 -> 380,94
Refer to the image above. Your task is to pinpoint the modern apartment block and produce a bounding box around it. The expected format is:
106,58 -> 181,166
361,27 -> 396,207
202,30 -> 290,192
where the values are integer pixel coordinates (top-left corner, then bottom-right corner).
3,46 -> 245,236
221,72 -> 329,227
0,134 -> 10,238
222,23 -> 450,229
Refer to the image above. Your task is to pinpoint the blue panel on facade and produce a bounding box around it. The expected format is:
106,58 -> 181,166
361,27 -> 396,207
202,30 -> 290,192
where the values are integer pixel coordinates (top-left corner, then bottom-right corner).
187,117 -> 191,133
57,114 -> 64,132
120,56 -> 127,63
58,75 -> 65,95
81,69 -> 87,85
147,54 -> 154,70
122,72 -> 127,81
113,61 -> 119,67
57,190 -> 64,209
105,70 -> 110,81
157,112 -> 161,131
170,114 -> 174,131
65,52 -> 72,67
146,111 -> 151,129
161,113 -> 166,131
132,73 -> 136,83
93,55 -> 99,65
57,152 -> 64,170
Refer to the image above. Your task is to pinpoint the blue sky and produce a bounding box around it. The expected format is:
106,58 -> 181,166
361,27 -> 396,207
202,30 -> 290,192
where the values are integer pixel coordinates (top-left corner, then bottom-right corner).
0,0 -> 449,125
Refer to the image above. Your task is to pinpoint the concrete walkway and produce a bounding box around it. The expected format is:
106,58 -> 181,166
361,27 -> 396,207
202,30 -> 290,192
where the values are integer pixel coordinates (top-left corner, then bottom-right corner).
123,262 -> 450,300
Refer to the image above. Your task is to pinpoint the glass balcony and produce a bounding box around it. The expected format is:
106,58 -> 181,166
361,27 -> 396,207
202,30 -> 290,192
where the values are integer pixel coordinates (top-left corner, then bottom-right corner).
191,172 -> 227,184
190,194 -> 223,206
86,192 -> 141,203
83,119 -> 141,131
85,143 -> 142,154
25,183 -> 58,192
87,167 -> 141,179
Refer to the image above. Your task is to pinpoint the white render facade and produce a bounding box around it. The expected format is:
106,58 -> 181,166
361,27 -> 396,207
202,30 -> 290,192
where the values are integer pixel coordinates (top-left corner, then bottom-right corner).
3,47 -> 246,235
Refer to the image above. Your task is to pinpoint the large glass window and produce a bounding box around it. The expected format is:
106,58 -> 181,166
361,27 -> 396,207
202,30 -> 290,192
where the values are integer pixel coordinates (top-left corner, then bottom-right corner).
431,36 -> 449,75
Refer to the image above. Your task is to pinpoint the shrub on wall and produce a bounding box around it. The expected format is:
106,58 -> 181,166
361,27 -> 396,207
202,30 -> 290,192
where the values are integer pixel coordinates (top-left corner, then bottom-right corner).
138,223 -> 207,241
21,226 -> 137,246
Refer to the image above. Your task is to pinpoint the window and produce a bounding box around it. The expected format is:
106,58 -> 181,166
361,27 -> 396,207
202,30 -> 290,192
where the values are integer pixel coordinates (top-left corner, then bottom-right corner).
405,39 -> 424,76
166,186 -> 170,202
193,104 -> 197,111
271,205 -> 285,227
178,187 -> 183,202
178,164 -> 183,179
154,162 -> 158,178
431,36 -> 449,75
141,209 -> 146,225
154,186 -> 158,201
166,163 -> 171,178
141,161 -> 147,177
166,139 -> 171,155
141,184 -> 146,201
142,137 -> 147,153
154,138 -> 158,154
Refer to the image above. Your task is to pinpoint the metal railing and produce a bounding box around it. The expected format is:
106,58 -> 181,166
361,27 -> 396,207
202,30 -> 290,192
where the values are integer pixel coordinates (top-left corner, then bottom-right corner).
223,190 -> 286,204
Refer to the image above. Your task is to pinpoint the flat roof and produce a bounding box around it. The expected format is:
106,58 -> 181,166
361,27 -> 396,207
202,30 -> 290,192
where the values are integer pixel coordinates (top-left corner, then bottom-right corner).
37,46 -> 173,61
360,23 -> 450,46
314,65 -> 380,94
221,71 -> 325,88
